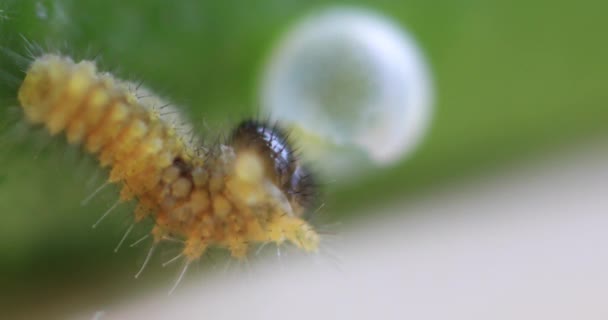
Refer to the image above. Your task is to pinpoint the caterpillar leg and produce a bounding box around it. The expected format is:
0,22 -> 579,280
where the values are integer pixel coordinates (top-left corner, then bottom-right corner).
268,216 -> 320,253
182,236 -> 208,262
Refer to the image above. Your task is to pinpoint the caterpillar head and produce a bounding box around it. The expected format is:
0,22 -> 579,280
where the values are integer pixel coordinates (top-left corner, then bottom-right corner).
229,120 -> 318,218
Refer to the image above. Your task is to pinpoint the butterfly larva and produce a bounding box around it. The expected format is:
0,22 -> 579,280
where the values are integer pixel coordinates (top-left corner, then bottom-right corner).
18,54 -> 320,267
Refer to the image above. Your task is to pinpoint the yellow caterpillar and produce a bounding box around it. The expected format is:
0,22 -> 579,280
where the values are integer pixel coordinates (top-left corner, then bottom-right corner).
18,54 -> 320,271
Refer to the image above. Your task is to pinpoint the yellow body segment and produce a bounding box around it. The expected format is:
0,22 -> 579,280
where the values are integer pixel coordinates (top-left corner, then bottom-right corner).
18,54 -> 320,261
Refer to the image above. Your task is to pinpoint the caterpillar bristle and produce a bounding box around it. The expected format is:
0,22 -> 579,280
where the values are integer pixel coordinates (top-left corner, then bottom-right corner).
114,223 -> 134,253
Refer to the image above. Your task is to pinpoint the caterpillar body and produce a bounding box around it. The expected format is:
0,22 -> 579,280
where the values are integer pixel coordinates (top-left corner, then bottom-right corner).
17,54 -> 320,267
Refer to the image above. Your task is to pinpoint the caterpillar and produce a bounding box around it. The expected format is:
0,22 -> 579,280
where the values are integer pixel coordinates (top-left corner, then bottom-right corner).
17,53 -> 321,282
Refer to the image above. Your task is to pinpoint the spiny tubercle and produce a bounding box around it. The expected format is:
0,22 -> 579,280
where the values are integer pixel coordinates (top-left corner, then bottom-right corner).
18,54 -> 320,260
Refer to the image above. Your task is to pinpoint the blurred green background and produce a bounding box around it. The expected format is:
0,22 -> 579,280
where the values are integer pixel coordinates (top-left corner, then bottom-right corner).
0,0 -> 606,318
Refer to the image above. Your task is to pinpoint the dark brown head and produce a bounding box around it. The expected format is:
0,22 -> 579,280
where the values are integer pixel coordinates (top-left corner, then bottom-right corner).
229,120 -> 318,216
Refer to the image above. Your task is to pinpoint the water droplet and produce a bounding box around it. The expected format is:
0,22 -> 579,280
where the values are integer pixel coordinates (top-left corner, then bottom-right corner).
260,7 -> 434,179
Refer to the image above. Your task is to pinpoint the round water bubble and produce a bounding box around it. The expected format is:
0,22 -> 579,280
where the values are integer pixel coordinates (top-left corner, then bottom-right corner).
260,7 -> 433,179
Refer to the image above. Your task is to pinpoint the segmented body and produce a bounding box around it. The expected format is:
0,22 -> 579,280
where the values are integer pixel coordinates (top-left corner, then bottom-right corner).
18,54 -> 320,261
